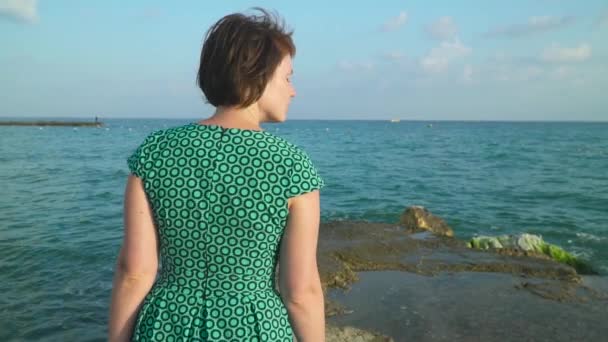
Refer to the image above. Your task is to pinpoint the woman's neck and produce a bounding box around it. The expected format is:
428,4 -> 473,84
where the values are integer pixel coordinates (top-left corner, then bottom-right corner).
201,104 -> 265,130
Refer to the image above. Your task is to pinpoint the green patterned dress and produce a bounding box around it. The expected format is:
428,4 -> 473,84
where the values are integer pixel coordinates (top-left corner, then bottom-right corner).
126,123 -> 325,341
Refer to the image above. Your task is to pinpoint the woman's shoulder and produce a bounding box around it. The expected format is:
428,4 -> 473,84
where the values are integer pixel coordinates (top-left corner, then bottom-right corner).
137,123 -> 311,157
132,127 -> 167,150
265,133 -> 308,155
137,123 -> 198,145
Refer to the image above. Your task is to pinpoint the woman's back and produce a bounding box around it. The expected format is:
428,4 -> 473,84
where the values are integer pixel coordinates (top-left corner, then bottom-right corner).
127,122 -> 324,341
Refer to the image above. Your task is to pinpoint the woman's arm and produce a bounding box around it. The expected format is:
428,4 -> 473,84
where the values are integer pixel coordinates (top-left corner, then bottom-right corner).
108,175 -> 159,342
279,190 -> 325,342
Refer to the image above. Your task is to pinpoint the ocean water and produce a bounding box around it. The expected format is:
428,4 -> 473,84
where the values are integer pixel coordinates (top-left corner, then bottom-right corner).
0,118 -> 606,341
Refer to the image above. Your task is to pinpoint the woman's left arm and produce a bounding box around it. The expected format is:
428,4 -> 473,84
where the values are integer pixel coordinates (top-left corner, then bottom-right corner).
108,175 -> 159,342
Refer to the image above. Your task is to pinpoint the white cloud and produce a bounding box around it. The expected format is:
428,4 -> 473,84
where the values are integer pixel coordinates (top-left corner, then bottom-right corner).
597,10 -> 608,27
382,11 -> 408,32
479,51 -> 590,84
541,43 -> 591,62
426,16 -> 458,40
337,60 -> 374,71
485,15 -> 575,38
550,66 -> 574,80
521,66 -> 544,81
0,0 -> 37,23
463,65 -> 473,82
492,64 -> 544,82
383,51 -> 407,61
140,7 -> 163,19
420,38 -> 472,73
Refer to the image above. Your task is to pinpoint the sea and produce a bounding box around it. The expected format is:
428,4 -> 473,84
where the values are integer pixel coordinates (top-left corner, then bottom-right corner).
0,118 -> 606,341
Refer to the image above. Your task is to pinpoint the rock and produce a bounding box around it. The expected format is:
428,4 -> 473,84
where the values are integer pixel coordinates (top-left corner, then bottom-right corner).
318,220 -> 580,291
468,234 -> 596,274
399,206 -> 454,237
326,325 -> 394,342
316,219 -> 607,340
325,269 -> 608,341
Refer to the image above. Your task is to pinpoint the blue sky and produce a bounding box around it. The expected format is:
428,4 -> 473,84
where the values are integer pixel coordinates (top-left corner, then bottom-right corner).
1,0 -> 607,121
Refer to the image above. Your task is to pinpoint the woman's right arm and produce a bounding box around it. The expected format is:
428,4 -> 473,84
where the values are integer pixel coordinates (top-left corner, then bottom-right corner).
279,189 -> 325,342
108,175 -> 159,342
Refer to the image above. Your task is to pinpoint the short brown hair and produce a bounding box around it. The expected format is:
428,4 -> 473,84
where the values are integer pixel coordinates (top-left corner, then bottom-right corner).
196,8 -> 296,108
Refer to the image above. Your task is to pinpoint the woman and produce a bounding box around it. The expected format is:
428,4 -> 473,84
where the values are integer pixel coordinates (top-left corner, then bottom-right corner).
108,8 -> 326,342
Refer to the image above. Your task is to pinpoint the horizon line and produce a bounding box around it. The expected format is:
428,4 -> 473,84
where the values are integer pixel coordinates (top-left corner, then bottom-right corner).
0,115 -> 606,123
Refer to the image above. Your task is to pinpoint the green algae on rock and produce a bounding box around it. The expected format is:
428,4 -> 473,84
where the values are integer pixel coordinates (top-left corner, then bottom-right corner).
467,233 -> 595,274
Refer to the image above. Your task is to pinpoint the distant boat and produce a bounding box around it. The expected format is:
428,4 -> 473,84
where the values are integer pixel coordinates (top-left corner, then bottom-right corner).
427,123 -> 433,128
390,118 -> 401,123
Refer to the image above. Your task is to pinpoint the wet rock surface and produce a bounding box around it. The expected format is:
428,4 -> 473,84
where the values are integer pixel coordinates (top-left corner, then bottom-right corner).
317,220 -> 579,291
314,212 -> 608,341
325,325 -> 394,342
326,271 -> 608,342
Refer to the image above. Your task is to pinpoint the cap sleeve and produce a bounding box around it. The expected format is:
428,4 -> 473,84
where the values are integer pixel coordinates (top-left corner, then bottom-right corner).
127,130 -> 162,179
286,149 -> 325,198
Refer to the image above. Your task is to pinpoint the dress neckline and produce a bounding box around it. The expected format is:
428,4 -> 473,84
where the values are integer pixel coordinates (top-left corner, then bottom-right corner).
189,122 -> 269,134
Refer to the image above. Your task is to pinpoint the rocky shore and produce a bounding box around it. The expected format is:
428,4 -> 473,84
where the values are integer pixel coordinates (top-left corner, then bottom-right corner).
311,207 -> 608,341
